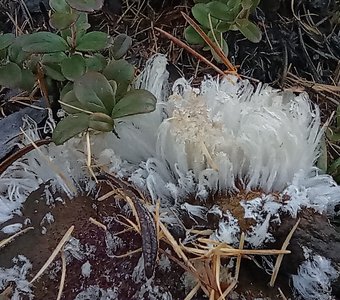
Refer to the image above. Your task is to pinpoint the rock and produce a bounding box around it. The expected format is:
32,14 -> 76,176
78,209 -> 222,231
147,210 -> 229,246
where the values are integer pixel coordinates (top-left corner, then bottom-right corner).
0,99 -> 47,162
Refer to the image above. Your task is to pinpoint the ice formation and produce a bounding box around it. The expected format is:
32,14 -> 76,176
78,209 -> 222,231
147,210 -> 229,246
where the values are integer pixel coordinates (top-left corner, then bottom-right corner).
0,255 -> 33,299
0,54 -> 340,298
292,254 -> 338,300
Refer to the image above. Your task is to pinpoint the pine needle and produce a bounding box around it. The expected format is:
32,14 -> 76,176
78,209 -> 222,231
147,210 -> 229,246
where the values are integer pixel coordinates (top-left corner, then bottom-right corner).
184,283 -> 200,300
30,225 -> 74,284
89,217 -> 107,231
86,131 -> 98,183
56,248 -> 66,300
235,232 -> 245,281
0,227 -> 34,249
270,218 -> 300,287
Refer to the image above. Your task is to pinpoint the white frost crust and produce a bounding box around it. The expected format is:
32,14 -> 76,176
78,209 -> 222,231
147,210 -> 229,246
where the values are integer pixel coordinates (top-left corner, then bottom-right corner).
74,286 -> 118,299
292,254 -> 339,300
0,112 -> 93,224
110,67 -> 325,198
0,255 -> 33,299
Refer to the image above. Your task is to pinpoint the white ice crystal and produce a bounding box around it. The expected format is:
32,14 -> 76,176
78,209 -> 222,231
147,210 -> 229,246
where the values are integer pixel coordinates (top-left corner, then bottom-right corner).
81,261 -> 92,278
1,223 -> 23,234
292,254 -> 339,300
74,286 -> 118,300
0,255 -> 33,299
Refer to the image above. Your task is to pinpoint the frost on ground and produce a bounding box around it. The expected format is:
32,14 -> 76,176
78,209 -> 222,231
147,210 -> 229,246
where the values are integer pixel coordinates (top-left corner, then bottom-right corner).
0,255 -> 33,299
0,55 -> 339,299
74,286 -> 118,300
292,253 -> 339,300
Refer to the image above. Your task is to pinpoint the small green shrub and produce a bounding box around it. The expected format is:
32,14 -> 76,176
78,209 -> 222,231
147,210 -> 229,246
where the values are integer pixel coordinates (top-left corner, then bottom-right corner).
0,0 -> 156,145
325,106 -> 340,183
185,0 -> 262,60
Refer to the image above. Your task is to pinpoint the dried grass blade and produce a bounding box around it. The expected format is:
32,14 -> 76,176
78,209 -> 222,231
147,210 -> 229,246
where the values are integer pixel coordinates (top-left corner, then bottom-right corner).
181,12 -> 237,73
269,218 -> 300,287
155,27 -> 226,77
215,254 -> 223,297
30,225 -> 74,284
89,217 -> 107,231
56,248 -> 66,300
217,280 -> 237,300
111,247 -> 142,258
159,221 -> 197,272
235,232 -> 245,282
97,190 -> 117,201
86,131 -> 98,183
209,289 -> 215,300
216,248 -> 290,256
184,283 -> 200,300
0,227 -> 34,249
278,287 -> 288,300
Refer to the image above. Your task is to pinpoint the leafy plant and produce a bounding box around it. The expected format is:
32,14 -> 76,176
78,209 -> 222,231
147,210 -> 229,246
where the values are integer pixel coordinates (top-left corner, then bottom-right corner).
325,105 -> 340,183
185,0 -> 262,60
0,0 -> 157,145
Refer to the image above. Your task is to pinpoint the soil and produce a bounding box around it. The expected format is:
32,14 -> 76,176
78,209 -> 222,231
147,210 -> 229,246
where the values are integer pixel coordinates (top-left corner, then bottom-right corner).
0,181 -> 297,299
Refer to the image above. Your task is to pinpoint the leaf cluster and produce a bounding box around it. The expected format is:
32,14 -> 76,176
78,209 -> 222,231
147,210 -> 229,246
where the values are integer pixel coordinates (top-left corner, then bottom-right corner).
324,106 -> 340,183
185,0 -> 262,60
0,0 -> 157,145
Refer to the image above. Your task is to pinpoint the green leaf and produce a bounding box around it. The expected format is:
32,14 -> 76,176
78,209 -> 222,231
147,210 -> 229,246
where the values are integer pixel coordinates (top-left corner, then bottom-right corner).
326,127 -> 340,142
317,136 -> 327,172
76,31 -> 109,51
215,21 -> 231,32
184,26 -> 205,45
42,52 -> 68,64
226,0 -> 242,9
108,80 -> 117,100
61,54 -> 86,81
18,69 -> 36,91
49,0 -> 70,12
192,3 -> 219,28
0,62 -> 22,88
0,48 -> 7,60
60,81 -> 74,99
52,113 -> 90,145
89,112 -> 114,132
74,13 -> 91,40
206,1 -> 235,22
74,72 -> 115,114
336,105 -> 340,126
241,0 -> 254,10
60,12 -> 90,41
66,0 -> 104,12
111,89 -> 156,119
60,89 -> 84,113
85,53 -> 107,71
103,59 -> 134,100
50,11 -> 79,30
249,0 -> 260,12
22,32 -> 69,53
110,34 -> 132,59
43,64 -> 66,81
328,157 -> 340,176
8,35 -> 31,65
0,33 -> 15,51
235,19 -> 262,43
